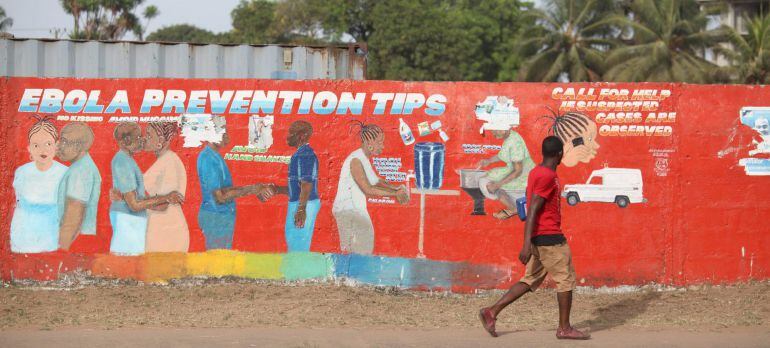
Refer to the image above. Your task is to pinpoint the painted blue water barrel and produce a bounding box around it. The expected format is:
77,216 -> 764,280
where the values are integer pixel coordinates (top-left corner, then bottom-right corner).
414,142 -> 445,190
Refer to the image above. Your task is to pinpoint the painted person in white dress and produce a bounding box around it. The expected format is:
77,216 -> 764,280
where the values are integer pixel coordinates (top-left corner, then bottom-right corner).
332,121 -> 410,255
10,116 -> 68,253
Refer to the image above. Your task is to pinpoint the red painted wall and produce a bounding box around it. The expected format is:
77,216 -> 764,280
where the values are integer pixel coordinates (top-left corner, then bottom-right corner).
1,78 -> 767,287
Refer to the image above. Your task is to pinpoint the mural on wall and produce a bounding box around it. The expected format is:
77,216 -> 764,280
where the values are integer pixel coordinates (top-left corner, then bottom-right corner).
562,167 -> 646,208
474,96 -> 520,134
332,121 -> 410,255
18,80 -> 770,291
398,118 -> 415,145
57,122 -> 102,251
650,149 -> 673,177
472,96 -> 534,220
109,122 -> 186,255
180,113 -> 221,148
249,115 -> 274,150
143,122 -> 190,252
275,120 -> 320,252
739,107 -> 770,175
542,110 -> 601,168
108,122 -> 189,253
196,114 -> 276,250
420,120 -> 448,142
10,116 -> 68,253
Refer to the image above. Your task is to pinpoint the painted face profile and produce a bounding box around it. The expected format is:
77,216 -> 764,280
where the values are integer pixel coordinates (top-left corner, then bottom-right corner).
114,123 -> 144,155
350,120 -> 384,157
491,129 -> 510,140
57,123 -> 93,163
549,112 -> 600,167
754,117 -> 770,136
145,122 -> 178,153
367,133 -> 385,156
57,132 -> 80,162
28,119 -> 58,168
287,120 -> 312,147
125,127 -> 144,154
144,125 -> 161,152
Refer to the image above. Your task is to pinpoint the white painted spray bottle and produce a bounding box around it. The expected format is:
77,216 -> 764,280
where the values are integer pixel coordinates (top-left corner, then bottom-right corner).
431,120 -> 449,142
399,118 -> 415,145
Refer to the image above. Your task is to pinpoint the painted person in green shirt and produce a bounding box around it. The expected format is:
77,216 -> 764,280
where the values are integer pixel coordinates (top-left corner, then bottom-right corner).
476,125 -> 536,220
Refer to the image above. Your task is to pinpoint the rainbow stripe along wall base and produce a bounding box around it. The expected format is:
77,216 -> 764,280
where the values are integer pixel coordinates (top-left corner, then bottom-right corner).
5,251 -> 514,292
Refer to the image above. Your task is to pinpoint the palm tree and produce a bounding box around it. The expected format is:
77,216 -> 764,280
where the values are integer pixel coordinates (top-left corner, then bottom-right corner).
602,0 -> 730,83
722,13 -> 770,84
517,0 -> 620,82
0,6 -> 14,31
61,0 -> 145,40
135,5 -> 158,40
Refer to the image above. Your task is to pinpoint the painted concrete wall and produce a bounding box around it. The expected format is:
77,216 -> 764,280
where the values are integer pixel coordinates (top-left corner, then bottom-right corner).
1,78 -> 767,292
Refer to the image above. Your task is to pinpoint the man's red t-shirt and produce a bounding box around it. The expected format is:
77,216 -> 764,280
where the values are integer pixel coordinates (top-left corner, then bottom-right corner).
525,165 -> 561,236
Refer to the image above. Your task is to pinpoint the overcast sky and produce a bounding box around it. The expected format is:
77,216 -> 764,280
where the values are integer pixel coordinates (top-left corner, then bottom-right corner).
1,0 -> 545,41
0,0 -> 243,40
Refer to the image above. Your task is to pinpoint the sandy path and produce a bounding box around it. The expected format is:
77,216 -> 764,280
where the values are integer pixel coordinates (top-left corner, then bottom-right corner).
1,327 -> 769,347
1,279 -> 768,346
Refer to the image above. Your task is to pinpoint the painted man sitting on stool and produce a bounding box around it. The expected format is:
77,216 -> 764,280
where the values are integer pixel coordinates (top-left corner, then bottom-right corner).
476,119 -> 535,220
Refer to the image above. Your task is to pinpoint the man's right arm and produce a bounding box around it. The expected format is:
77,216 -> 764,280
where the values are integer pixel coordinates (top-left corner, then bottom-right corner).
59,198 -> 85,250
350,159 -> 400,197
199,155 -> 274,203
214,184 -> 274,203
124,191 -> 182,212
476,155 -> 500,169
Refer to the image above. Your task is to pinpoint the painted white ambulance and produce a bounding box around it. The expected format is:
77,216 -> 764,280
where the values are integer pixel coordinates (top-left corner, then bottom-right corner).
562,168 -> 646,208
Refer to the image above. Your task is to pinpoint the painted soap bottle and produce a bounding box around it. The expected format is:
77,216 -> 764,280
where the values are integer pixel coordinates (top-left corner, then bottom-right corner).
399,118 -> 415,145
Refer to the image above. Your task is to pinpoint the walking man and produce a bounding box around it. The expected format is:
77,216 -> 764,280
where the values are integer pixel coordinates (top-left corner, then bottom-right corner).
479,136 -> 590,340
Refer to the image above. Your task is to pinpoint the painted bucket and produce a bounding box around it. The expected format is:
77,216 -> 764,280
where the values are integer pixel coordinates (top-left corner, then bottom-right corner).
516,196 -> 527,221
414,142 -> 445,190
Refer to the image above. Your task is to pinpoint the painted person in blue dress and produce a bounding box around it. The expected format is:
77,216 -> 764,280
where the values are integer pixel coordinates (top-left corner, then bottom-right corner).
109,122 -> 184,255
197,115 -> 276,250
10,116 -> 68,253
274,121 -> 320,252
56,122 -> 102,251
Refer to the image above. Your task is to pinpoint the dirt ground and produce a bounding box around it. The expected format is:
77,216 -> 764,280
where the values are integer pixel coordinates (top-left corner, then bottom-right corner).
1,277 -> 769,347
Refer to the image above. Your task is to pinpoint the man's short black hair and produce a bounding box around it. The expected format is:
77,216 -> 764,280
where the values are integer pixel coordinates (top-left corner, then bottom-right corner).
542,136 -> 564,158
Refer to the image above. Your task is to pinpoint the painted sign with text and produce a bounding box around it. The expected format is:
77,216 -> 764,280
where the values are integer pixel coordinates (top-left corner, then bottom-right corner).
0,79 -> 767,291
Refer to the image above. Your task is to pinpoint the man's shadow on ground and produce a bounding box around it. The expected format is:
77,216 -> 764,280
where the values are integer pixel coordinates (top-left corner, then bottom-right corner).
495,291 -> 662,337
574,291 -> 662,332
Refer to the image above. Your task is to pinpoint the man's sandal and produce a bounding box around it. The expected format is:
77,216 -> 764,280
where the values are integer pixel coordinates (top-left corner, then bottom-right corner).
478,308 -> 498,337
556,326 -> 591,340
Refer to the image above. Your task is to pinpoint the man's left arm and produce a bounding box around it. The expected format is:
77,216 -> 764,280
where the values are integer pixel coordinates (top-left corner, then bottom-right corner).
497,161 -> 523,185
294,181 -> 313,228
489,140 -> 527,190
294,153 -> 317,227
59,198 -> 85,250
375,181 -> 401,191
59,171 -> 94,250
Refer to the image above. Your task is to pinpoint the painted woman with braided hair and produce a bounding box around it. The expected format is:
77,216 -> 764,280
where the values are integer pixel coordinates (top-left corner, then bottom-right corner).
143,122 -> 190,252
10,115 -> 68,253
332,121 -> 410,255
545,111 -> 600,167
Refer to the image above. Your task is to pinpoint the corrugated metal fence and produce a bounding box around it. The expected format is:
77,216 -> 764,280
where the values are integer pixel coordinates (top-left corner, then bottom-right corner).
0,38 -> 367,80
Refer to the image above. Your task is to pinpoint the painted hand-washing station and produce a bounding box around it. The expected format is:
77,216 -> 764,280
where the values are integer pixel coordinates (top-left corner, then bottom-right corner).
403,142 -> 460,258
